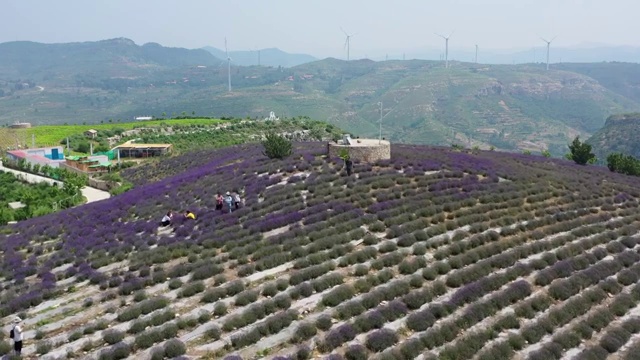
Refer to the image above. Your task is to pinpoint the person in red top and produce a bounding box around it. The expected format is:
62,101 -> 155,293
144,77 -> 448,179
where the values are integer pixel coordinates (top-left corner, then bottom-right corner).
215,192 -> 224,212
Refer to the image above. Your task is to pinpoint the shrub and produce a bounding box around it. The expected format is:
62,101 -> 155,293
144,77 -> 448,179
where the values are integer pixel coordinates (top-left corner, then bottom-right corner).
102,329 -> 125,345
336,300 -> 367,320
316,314 -> 333,331
354,309 -> 385,332
0,341 -> 11,356
292,322 -> 317,343
235,289 -> 259,307
150,347 -> 165,360
178,280 -> 205,298
99,342 -> 132,360
135,329 -> 162,349
226,279 -> 246,296
168,278 -> 183,290
600,327 -> 631,353
296,282 -> 314,298
213,301 -> 228,316
406,309 -> 436,331
353,264 -> 369,276
378,241 -> 398,253
205,325 -> 222,340
365,328 -> 398,352
295,345 -> 311,360
133,290 -> 147,302
274,293 -> 292,309
164,338 -> 187,358
262,282 -> 279,297
202,287 -> 226,303
68,331 -> 82,342
322,284 -> 356,307
344,344 -> 368,360
36,340 -> 53,354
263,133 -> 293,159
319,324 -> 356,352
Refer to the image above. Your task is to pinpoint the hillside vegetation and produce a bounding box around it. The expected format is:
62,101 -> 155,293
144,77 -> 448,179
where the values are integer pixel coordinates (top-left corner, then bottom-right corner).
2,39 -> 640,154
587,113 -> 640,160
2,143 -> 640,359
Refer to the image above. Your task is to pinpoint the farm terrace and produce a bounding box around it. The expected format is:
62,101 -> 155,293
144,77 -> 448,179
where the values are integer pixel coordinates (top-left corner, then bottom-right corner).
1,142 -> 640,359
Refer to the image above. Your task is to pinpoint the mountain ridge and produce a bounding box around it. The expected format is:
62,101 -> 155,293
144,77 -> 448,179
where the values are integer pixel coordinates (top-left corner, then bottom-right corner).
1,39 -> 640,156
202,46 -> 317,68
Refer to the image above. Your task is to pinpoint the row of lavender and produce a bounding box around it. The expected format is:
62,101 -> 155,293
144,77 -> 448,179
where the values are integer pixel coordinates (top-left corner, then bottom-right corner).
2,143 -> 640,358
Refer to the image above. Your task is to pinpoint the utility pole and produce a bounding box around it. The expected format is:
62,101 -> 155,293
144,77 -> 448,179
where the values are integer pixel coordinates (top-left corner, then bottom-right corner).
378,102 -> 383,144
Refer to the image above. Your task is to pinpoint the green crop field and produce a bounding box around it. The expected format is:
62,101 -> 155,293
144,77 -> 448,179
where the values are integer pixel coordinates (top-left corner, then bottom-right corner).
1,118 -> 226,148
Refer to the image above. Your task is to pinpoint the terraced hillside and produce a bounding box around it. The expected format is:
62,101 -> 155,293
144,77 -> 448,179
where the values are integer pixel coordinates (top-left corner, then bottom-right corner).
3,42 -> 640,156
587,113 -> 640,160
2,143 -> 640,359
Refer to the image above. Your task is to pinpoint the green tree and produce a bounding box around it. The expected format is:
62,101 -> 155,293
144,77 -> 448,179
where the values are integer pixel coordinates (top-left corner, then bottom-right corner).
262,133 -> 292,159
62,172 -> 87,197
607,152 -> 640,176
567,136 -> 596,165
76,142 -> 90,153
541,149 -> 551,158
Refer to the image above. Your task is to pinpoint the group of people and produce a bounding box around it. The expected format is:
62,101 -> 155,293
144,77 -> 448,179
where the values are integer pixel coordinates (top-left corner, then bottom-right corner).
159,190 -> 242,227
216,191 -> 242,214
160,210 -> 196,227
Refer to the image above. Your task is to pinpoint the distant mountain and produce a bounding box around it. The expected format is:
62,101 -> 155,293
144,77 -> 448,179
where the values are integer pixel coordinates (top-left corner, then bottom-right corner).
587,113 -> 640,160
367,45 -> 640,65
0,38 -> 223,80
202,46 -> 317,67
2,39 -> 640,156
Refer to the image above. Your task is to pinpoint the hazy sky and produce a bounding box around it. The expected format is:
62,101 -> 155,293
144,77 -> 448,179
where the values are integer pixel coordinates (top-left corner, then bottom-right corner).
2,0 -> 638,58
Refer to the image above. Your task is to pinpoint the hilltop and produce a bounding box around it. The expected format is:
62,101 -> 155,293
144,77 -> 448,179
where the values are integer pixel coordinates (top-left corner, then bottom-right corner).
1,39 -> 640,154
202,47 -> 317,68
2,143 -> 640,359
587,113 -> 640,160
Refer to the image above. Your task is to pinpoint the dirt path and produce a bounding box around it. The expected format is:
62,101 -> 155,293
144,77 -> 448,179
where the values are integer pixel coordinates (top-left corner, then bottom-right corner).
0,160 -> 111,204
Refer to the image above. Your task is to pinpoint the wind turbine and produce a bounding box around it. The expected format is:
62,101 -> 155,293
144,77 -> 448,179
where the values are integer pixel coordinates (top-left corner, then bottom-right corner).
435,31 -> 454,68
540,36 -> 556,70
341,27 -> 356,61
475,44 -> 478,64
225,37 -> 231,92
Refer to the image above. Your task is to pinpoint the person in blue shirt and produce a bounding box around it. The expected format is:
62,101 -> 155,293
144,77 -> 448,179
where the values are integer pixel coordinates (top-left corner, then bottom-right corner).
224,191 -> 234,213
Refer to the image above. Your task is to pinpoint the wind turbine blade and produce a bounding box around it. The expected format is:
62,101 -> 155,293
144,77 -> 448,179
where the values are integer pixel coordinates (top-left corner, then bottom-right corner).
448,30 -> 455,38
224,37 -> 228,56
435,32 -> 444,39
340,26 -> 348,36
551,35 -> 557,43
344,37 -> 348,49
540,37 -> 549,43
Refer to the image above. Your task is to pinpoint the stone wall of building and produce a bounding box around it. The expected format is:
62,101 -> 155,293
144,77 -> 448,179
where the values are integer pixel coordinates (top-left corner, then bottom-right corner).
327,140 -> 391,163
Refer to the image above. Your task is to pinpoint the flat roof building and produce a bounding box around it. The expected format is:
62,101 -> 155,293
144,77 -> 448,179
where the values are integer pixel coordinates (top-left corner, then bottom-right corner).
113,141 -> 172,158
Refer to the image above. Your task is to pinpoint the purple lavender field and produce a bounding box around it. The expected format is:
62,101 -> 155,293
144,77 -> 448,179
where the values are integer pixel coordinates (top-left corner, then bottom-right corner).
2,142 -> 640,359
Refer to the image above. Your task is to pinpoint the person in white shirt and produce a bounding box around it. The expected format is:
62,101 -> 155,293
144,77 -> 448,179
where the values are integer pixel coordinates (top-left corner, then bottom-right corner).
12,317 -> 23,355
160,211 -> 173,227
233,192 -> 241,210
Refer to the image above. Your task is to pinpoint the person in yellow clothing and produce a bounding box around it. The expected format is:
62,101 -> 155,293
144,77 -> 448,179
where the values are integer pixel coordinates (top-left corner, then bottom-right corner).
184,210 -> 196,220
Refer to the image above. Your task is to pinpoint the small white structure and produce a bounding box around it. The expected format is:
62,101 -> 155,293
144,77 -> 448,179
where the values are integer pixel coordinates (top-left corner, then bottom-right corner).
265,111 -> 280,121
135,116 -> 154,121
8,202 -> 25,210
84,129 -> 98,139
